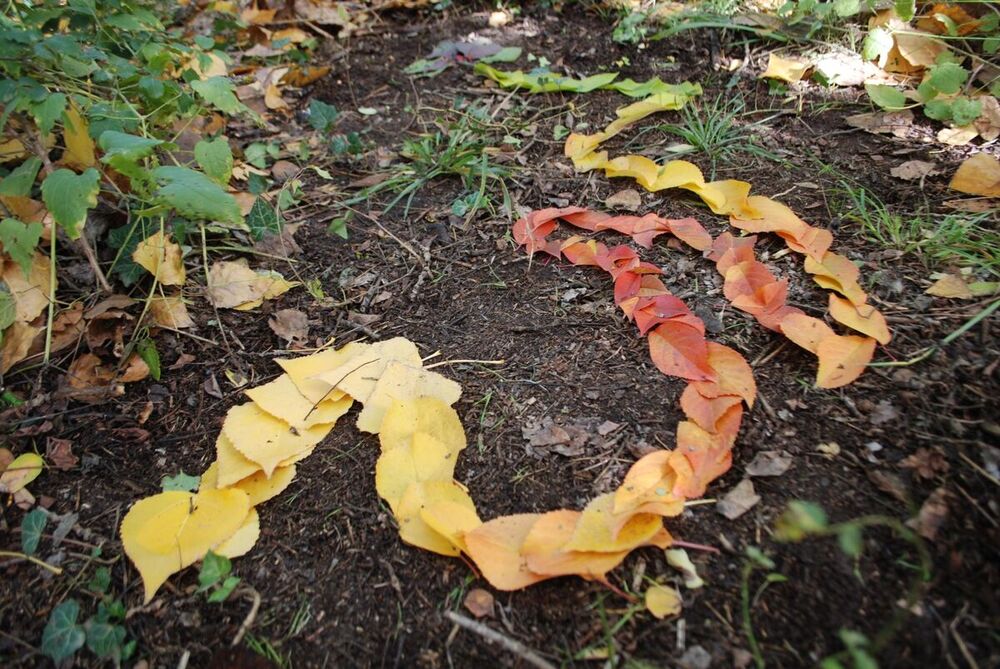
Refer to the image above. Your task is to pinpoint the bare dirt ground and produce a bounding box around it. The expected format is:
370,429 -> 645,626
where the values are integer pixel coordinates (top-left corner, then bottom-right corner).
2,5 -> 998,668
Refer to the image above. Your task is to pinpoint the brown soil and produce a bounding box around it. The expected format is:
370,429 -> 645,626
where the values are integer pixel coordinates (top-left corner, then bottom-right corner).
2,5 -> 998,669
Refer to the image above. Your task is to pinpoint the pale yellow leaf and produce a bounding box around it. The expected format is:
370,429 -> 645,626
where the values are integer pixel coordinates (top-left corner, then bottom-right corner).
276,341 -> 370,404
222,401 -> 333,476
395,480 -> 478,556
62,105 -> 96,170
355,361 -> 462,433
132,231 -> 186,286
215,432 -> 262,488
244,373 -> 353,431
0,452 -> 44,493
375,431 -> 458,514
645,583 -> 682,618
925,274 -> 973,298
202,460 -> 296,506
313,337 -> 422,404
214,507 -> 260,558
378,397 -> 467,456
761,53 -> 811,82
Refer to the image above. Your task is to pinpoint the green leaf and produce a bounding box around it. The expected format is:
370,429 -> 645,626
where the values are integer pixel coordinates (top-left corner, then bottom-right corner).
894,0 -> 915,21
85,621 -> 126,659
832,0 -> 860,17
99,130 -> 163,163
41,600 -> 86,663
0,286 -> 15,333
836,524 -> 863,558
161,470 -> 199,492
951,98 -> 982,126
198,550 -> 232,591
21,508 -> 47,556
328,216 -> 350,239
207,575 -> 241,603
194,137 -> 233,185
865,84 -> 907,111
87,566 -> 111,594
745,546 -> 775,569
0,157 -> 42,196
923,99 -> 953,122
136,337 -> 161,380
0,218 -> 43,276
928,62 -> 968,96
775,500 -> 828,541
191,76 -> 247,115
31,93 -> 67,136
41,168 -> 100,240
861,27 -> 893,62
151,166 -> 243,227
247,197 -> 281,241
308,99 -> 340,133
480,46 -> 522,64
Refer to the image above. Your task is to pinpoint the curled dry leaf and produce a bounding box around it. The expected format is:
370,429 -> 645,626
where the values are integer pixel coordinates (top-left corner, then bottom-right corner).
132,230 -> 186,286
889,160 -> 936,181
3,251 -> 50,322
45,438 -> 78,471
463,588 -> 495,618
149,296 -> 195,328
665,548 -> 704,589
0,321 -> 39,373
745,450 -> 792,477
207,259 -> 297,310
908,486 -> 949,541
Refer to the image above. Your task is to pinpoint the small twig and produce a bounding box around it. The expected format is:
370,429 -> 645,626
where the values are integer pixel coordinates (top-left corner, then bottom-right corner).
0,550 -> 64,574
444,611 -> 556,669
230,586 -> 262,647
424,358 -> 506,369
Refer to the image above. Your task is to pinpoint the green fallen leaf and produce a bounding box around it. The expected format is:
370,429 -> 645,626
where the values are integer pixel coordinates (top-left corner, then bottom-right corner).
865,84 -> 907,111
198,550 -> 232,591
21,508 -> 47,556
0,157 -> 42,197
161,470 -> 199,492
41,600 -> 86,664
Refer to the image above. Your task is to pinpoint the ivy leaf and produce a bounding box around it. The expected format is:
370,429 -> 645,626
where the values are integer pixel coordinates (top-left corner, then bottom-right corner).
0,218 -> 43,276
191,76 -> 247,115
41,168 -> 100,240
21,508 -> 47,556
951,98 -> 982,126
85,621 -> 126,659
161,470 -> 199,492
194,137 -> 233,185
197,550 -> 232,591
0,157 -> 42,196
136,337 -> 161,380
87,566 -> 111,594
247,197 -> 281,240
864,84 -> 906,111
928,62 -> 968,96
151,166 -> 243,227
31,93 -> 67,135
41,600 -> 86,664
308,99 -> 340,133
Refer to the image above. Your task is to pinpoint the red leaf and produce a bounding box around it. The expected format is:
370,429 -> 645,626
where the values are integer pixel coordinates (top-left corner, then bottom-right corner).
648,321 -> 715,381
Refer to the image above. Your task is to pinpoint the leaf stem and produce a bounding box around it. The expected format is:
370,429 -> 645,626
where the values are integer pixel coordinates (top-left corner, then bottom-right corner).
0,550 -> 64,574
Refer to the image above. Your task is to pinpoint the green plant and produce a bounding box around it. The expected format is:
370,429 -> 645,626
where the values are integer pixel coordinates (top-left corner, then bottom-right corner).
198,550 -> 241,603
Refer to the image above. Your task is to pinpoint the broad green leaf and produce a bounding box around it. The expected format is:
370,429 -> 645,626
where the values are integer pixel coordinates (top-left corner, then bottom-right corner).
136,337 -> 161,380
194,137 -> 233,185
191,76 -> 246,115
928,62 -> 968,96
41,168 -> 100,240
31,93 -> 67,135
85,621 -> 126,659
207,575 -> 241,602
197,550 -> 232,591
832,0 -> 860,17
865,84 -> 906,111
21,508 -> 47,555
161,470 -> 199,492
0,287 -> 15,333
480,46 -> 522,64
151,166 -> 243,227
951,98 -> 982,126
41,600 -> 86,663
894,0 -> 915,21
0,157 -> 42,196
308,99 -> 340,133
923,99 -> 953,122
98,130 -> 163,163
0,218 -> 43,276
247,197 -> 281,240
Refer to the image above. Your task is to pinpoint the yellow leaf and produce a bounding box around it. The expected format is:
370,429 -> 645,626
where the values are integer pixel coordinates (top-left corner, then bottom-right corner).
761,53 -> 811,82
202,460 -> 296,506
186,51 -> 228,79
62,104 -> 96,170
521,510 -> 630,579
563,493 -> 663,553
816,334 -> 877,389
1,322 -> 40,374
828,294 -> 891,344
420,498 -> 482,554
276,341 -> 370,404
949,153 -> 1000,197
465,514 -> 550,590
375,431 -> 458,514
0,452 -> 44,493
893,30 -> 946,69
396,480 -> 478,556
222,402 -> 333,476
925,274 -> 974,299
779,312 -> 836,354
804,252 -> 868,305
313,337 -> 423,404
231,270 -> 298,311
132,231 -> 186,286
355,361 -> 462,433
614,450 -> 690,515
120,488 -> 250,603
3,252 -> 50,322
215,507 -> 260,558
149,296 -> 195,329
207,260 -> 298,310
378,397 -> 467,456
645,583 -> 682,619
264,84 -> 289,111
215,432 -> 262,487
244,373 -> 353,431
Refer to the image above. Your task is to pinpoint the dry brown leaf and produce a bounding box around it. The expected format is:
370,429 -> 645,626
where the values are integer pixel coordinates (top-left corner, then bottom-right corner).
845,110 -> 915,138
974,96 -> 1000,142
45,437 -> 78,471
900,448 -> 949,479
892,30 -> 946,69
271,160 -> 299,182
3,252 -> 50,322
149,296 -> 195,329
268,308 -> 309,344
908,486 -> 949,540
716,478 -> 760,519
463,588 -> 495,618
949,153 -> 1000,197
926,274 -> 973,298
0,322 -> 39,373
604,188 -> 643,211
745,450 -> 792,477
206,259 -> 267,308
890,160 -> 936,181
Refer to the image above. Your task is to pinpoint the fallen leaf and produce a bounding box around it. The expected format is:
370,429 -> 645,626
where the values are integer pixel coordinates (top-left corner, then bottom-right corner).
937,125 -> 978,146
268,308 -> 309,344
908,486 -> 949,540
815,334 -> 877,389
949,153 -> 1000,197
223,402 -> 333,476
745,450 -> 792,477
869,400 -> 898,426
828,294 -> 891,344
149,296 -> 195,328
817,442 -> 841,458
463,588 -> 495,618
761,53 -> 811,82
0,452 -> 44,493
132,231 -> 186,286
645,583 -> 682,619
207,259 -> 297,310
845,110 -> 915,138
45,438 -> 78,471
900,448 -> 949,479
604,188 -> 642,211
1,321 -> 39,373
926,274 -> 973,298
890,160 -> 936,181
665,548 -> 704,589
716,478 -> 760,520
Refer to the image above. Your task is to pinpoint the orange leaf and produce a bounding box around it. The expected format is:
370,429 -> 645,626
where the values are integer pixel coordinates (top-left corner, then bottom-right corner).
667,217 -> 712,251
828,294 -> 891,345
948,153 -> 1000,197
512,206 -> 587,257
674,406 -> 742,497
680,385 -> 744,432
521,510 -> 629,579
816,334 -> 876,388
614,450 -> 691,515
692,343 -> 756,407
779,312 -> 835,354
632,295 -> 699,336
731,196 -> 831,260
804,252 -> 868,305
464,514 -> 549,590
563,493 -> 664,552
648,321 -> 714,381
723,261 -> 778,304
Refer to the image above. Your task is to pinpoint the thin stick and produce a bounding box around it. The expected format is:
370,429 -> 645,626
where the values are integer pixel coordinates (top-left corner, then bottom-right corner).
444,611 -> 557,669
0,550 -> 64,574
425,359 -> 506,369
230,587 -> 262,647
